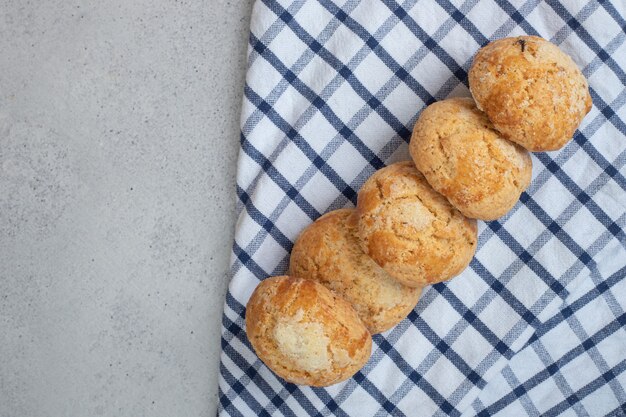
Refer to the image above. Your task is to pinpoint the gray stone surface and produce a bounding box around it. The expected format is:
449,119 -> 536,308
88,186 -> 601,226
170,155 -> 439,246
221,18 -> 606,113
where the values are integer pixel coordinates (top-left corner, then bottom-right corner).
0,1 -> 254,415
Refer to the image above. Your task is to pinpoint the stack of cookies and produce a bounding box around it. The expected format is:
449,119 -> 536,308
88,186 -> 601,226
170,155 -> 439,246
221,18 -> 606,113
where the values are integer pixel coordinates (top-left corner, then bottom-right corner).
245,36 -> 592,387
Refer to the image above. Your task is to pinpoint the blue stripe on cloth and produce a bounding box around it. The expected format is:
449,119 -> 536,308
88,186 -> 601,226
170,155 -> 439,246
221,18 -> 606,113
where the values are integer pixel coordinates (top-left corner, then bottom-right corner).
542,359 -> 626,416
265,0 -> 415,141
476,313 -> 626,416
244,85 -> 358,202
380,0 -> 468,83
238,140 -> 322,219
248,31 -> 386,169
317,0 -> 437,106
493,0 -> 541,37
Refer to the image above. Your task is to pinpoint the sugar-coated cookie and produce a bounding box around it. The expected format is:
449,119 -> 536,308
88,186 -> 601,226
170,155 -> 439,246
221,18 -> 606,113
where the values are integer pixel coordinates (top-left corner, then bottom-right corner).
245,276 -> 372,387
290,208 -> 421,334
356,161 -> 477,287
410,97 -> 533,220
469,36 -> 592,151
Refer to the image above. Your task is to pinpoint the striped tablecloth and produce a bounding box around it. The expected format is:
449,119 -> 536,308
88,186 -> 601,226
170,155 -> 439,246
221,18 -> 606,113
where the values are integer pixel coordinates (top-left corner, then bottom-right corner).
218,1 -> 626,415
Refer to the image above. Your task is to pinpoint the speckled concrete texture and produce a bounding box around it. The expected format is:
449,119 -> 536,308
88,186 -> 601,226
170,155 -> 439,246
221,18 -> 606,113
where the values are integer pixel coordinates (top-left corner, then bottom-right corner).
0,1 -> 254,415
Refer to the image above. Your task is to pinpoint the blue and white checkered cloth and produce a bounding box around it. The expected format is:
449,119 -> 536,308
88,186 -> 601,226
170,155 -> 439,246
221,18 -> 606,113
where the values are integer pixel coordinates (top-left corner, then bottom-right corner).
218,1 -> 626,415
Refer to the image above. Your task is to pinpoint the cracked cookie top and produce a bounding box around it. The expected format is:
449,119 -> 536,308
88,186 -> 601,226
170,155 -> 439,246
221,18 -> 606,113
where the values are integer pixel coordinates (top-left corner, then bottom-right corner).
410,97 -> 533,220
356,161 -> 477,287
469,36 -> 592,152
289,208 -> 421,334
245,276 -> 372,387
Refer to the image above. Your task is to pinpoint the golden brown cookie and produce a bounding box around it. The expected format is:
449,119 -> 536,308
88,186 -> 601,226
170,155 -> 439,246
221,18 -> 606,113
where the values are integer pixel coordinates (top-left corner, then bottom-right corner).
410,97 -> 533,220
469,36 -> 592,151
245,276 -> 372,387
289,208 -> 421,334
356,161 -> 477,287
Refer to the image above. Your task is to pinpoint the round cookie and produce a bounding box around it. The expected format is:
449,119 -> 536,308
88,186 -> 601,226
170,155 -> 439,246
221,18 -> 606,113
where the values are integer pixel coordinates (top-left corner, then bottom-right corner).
469,36 -> 592,152
290,208 -> 421,334
410,97 -> 533,220
356,161 -> 477,288
245,276 -> 372,387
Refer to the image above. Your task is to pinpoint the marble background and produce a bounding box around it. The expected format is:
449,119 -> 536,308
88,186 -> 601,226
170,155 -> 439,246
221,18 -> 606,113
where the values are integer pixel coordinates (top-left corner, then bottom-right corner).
0,1 -> 255,415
